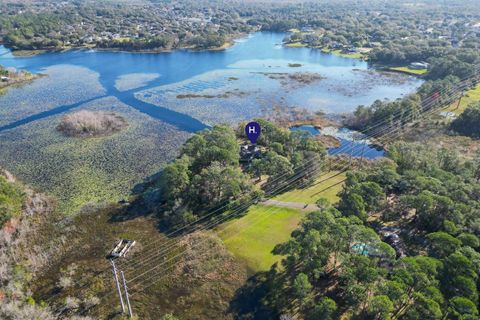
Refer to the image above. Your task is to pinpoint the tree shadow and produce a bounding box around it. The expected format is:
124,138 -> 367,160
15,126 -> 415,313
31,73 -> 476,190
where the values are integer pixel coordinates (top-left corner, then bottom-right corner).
107,168 -> 164,223
229,269 -> 279,320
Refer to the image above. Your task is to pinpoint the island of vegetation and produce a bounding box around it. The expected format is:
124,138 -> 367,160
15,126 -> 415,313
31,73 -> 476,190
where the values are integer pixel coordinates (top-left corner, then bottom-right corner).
0,65 -> 41,92
56,110 -> 128,137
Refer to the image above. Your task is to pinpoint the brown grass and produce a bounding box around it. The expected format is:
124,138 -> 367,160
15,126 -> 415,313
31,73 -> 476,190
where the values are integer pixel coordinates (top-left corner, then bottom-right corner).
57,110 -> 128,137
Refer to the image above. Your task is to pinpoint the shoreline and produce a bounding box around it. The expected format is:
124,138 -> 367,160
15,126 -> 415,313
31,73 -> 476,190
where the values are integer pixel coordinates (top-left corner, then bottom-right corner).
381,66 -> 428,78
3,35 -> 242,57
0,73 -> 45,93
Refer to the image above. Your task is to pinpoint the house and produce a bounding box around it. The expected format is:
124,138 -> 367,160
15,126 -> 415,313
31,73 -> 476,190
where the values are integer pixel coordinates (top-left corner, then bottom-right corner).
409,62 -> 430,70
378,227 -> 407,258
300,26 -> 314,33
240,144 -> 261,164
344,46 -> 358,53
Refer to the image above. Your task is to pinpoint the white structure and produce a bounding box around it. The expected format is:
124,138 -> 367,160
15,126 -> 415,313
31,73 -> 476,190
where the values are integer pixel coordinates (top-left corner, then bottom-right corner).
110,239 -> 136,258
409,62 -> 430,70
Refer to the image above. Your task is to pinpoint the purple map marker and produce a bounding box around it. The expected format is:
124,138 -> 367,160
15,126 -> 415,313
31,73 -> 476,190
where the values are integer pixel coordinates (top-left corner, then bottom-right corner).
245,121 -> 261,144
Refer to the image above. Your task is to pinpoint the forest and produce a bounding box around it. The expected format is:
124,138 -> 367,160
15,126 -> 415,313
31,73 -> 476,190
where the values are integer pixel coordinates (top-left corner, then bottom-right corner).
144,119 -> 327,228
234,143 -> 480,319
1,0 -> 480,63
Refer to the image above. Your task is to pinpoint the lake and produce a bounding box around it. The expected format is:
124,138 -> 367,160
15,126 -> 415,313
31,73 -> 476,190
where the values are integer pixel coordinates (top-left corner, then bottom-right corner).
0,32 -> 412,212
290,125 -> 385,159
0,32 -> 422,132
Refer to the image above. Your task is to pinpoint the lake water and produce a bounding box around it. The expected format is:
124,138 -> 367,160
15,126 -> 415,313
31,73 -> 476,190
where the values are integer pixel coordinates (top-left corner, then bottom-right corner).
0,32 -> 407,211
0,32 -> 422,132
290,125 -> 385,159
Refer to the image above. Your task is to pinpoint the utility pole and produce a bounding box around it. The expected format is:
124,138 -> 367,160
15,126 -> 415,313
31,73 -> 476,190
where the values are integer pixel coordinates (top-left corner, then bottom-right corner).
455,96 -> 462,110
110,259 -> 125,314
349,136 -> 356,166
360,137 -> 367,162
121,271 -> 133,318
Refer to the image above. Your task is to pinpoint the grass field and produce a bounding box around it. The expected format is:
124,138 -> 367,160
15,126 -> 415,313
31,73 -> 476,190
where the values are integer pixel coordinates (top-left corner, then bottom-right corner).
273,171 -> 346,204
216,205 -> 305,273
444,84 -> 480,115
285,42 -> 307,48
388,66 -> 428,76
217,171 -> 346,273
321,48 -> 365,59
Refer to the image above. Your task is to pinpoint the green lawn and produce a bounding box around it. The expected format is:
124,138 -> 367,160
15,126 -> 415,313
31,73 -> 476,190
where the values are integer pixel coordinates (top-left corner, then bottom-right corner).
273,171 -> 346,204
444,84 -> 480,115
216,205 -> 305,273
285,42 -> 307,48
389,66 -> 428,76
216,171 -> 346,273
321,48 -> 364,59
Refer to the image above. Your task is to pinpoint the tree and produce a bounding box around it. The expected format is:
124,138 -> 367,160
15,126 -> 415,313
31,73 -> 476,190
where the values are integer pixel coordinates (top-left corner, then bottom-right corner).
249,158 -> 267,181
402,191 -> 454,232
441,252 -> 478,301
293,273 -> 312,300
448,297 -> 479,319
338,192 -> 367,221
457,233 -> 479,249
265,152 -> 293,178
158,155 -> 191,204
357,181 -> 385,212
427,232 -> 461,258
451,103 -> 480,138
0,176 -> 25,227
448,276 -> 477,302
188,162 -> 252,211
402,292 -> 442,320
309,297 -> 337,320
367,295 -> 394,320
184,125 -> 239,170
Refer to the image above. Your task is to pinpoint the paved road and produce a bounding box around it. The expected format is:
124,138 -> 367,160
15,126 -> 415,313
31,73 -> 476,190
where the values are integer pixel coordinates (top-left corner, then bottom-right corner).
262,199 -> 319,211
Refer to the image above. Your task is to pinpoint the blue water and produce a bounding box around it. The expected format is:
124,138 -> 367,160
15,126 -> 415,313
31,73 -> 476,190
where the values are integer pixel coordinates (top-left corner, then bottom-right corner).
0,32 -> 421,133
291,125 -> 385,159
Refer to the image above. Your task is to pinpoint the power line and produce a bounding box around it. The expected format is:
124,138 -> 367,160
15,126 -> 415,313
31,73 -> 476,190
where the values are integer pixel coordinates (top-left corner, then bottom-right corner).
116,71 -> 475,280
123,75 -> 477,291
46,67 -> 478,309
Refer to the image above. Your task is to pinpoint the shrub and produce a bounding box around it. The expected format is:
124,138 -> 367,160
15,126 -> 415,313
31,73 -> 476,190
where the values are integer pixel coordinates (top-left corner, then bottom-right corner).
451,103 -> 480,138
0,175 -> 24,227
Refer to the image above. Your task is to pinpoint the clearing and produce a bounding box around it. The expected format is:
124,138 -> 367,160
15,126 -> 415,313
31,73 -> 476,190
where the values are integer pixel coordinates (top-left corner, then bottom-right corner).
285,42 -> 307,48
215,205 -> 305,273
444,84 -> 480,115
273,171 -> 346,204
388,66 -> 428,76
216,171 -> 346,273
321,48 -> 365,59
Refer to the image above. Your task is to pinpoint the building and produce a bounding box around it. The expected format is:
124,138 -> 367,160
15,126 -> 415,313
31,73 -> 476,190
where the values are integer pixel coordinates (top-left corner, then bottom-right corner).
240,144 -> 261,164
409,62 -> 430,70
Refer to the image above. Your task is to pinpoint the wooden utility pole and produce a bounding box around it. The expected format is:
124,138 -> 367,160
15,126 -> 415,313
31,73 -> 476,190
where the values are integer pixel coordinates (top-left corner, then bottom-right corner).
455,96 -> 462,110
110,259 -> 125,314
121,271 -> 133,318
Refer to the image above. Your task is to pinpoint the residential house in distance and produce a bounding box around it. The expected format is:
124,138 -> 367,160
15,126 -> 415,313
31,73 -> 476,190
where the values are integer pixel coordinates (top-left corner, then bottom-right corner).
409,61 -> 430,70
